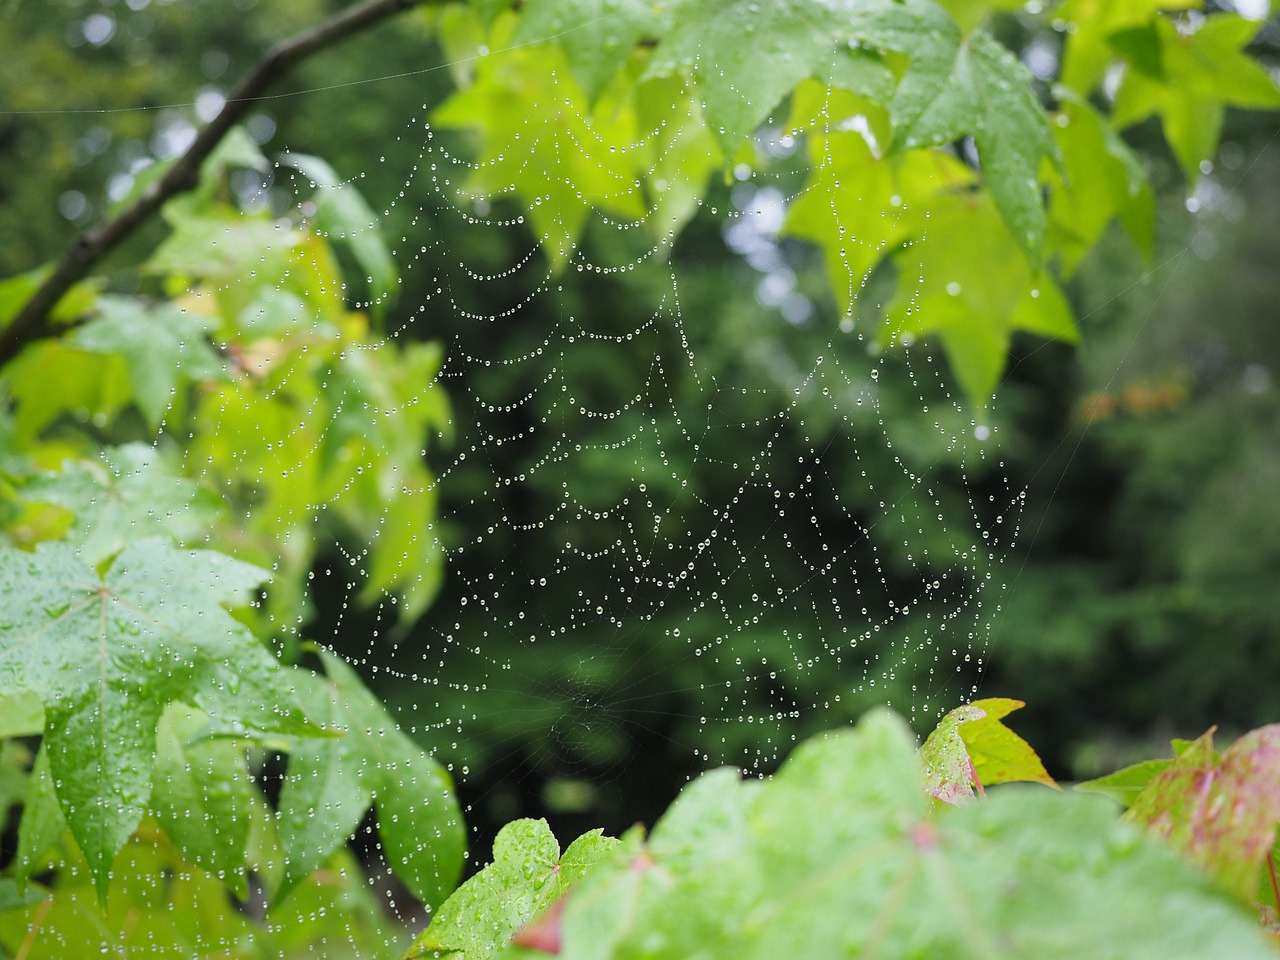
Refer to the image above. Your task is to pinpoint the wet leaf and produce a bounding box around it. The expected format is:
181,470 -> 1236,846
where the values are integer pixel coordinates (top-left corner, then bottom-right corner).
403,819 -> 618,960
889,29 -> 1058,253
1110,14 -> 1280,184
428,709 -> 1276,959
514,0 -> 671,103
1126,725 -> 1280,903
19,444 -> 225,566
0,539 -> 315,898
64,296 -> 224,432
275,647 -> 464,910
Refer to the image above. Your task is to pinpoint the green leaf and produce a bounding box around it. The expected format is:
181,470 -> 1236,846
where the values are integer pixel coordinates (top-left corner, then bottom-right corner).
275,647 -> 464,909
1111,13 -> 1280,184
2,339 -> 133,443
1055,0 -> 1200,94
0,689 -> 43,737
891,30 -> 1058,252
314,648 -> 464,908
150,704 -> 259,896
636,76 -> 723,240
1045,88 -> 1154,275
932,0 -> 1026,33
282,153 -> 399,314
433,19 -> 646,271
473,712 -> 1279,960
19,444 -> 225,566
783,82 -> 976,320
1075,757 -> 1173,807
404,819 -> 618,960
0,539 -> 315,898
1126,725 -> 1280,903
14,746 -> 69,887
645,0 -> 901,155
67,296 -> 225,430
955,697 -> 1056,792
883,192 -> 1077,406
514,0 -> 672,103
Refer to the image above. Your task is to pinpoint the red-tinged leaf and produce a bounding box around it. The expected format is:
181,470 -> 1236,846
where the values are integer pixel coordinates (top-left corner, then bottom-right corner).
922,698 -> 1056,804
1126,725 -> 1280,904
922,702 -> 988,803
513,895 -> 566,954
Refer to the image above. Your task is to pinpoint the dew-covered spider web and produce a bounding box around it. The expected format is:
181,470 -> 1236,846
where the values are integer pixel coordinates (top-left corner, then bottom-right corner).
252,65 -> 1019,823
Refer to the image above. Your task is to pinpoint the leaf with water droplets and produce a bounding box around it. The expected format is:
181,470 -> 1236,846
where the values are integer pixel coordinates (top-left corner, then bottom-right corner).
150,704 -> 261,898
68,295 -> 226,430
514,0 -> 672,103
645,0 -> 909,155
433,18 -> 645,272
1126,725 -> 1280,904
882,191 -> 1077,406
0,539 -> 316,899
1109,13 -> 1280,184
403,818 -> 619,959
889,29 -> 1058,255
459,710 -> 1278,960
274,646 -> 464,910
18,443 -> 225,566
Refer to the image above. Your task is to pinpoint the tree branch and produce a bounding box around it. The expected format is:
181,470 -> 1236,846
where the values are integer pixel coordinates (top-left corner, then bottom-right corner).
0,0 -> 436,366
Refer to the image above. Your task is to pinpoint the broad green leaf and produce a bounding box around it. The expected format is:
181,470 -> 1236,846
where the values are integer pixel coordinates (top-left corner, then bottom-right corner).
883,192 -> 1077,405
16,294 -> 224,434
636,76 -> 723,240
0,689 -> 43,737
2,340 -> 133,444
1045,89 -> 1154,275
313,648 -> 464,908
276,647 -> 464,909
890,30 -> 1058,252
645,0 -> 901,155
0,539 -> 315,897
1075,757 -> 1173,807
956,698 -> 1056,790
19,444 -> 225,566
274,672 -> 375,907
1126,725 -> 1280,903
282,152 -> 399,314
471,713 -> 1278,960
150,705 -> 259,897
932,0 -> 1026,32
433,19 -> 646,271
1056,0 -> 1200,94
1111,14 -> 1280,183
404,819 -> 618,959
783,82 -> 975,320
14,746 -> 69,887
146,213 -> 305,283
514,0 -> 672,103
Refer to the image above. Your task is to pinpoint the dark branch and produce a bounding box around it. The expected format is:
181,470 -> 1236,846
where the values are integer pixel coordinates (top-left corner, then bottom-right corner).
0,0 -> 436,366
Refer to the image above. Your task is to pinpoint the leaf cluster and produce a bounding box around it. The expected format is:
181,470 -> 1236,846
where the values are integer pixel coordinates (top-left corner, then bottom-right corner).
407,702 -> 1280,959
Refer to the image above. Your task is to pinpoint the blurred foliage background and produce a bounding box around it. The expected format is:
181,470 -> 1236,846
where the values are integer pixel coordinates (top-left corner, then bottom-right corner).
3,0 -> 1279,862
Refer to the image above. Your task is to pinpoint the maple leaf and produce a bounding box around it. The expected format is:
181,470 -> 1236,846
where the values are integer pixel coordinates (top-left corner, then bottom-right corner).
0,539 -> 315,897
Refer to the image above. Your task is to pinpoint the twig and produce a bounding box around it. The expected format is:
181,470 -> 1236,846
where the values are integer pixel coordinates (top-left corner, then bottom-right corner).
0,0 -> 438,366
